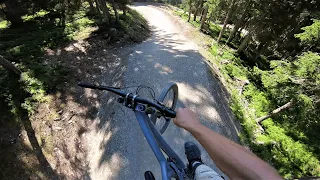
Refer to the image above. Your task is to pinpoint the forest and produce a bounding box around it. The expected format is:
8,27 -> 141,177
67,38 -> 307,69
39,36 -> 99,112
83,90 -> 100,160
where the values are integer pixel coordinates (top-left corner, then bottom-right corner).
0,0 -> 149,178
172,0 -> 320,178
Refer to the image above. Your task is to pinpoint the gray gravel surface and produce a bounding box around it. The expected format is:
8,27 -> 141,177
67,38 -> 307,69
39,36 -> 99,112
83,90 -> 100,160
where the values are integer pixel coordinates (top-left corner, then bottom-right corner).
85,3 -> 241,180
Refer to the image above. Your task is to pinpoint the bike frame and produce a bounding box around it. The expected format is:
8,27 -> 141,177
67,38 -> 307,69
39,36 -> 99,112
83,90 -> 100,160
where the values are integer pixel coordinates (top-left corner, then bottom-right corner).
134,104 -> 187,180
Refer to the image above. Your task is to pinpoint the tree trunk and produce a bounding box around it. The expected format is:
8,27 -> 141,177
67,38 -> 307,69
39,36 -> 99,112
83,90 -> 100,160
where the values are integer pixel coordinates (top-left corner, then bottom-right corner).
237,31 -> 252,53
94,0 -> 100,12
193,0 -> 199,21
87,0 -> 96,13
200,5 -> 208,30
3,1 -> 23,27
110,0 -> 119,23
199,8 -> 204,22
193,10 -> 197,21
121,5 -> 127,16
235,17 -> 250,38
34,0 -> 49,10
59,0 -> 66,27
187,0 -> 192,22
193,0 -> 203,21
226,0 -> 251,44
207,11 -> 213,23
256,100 -> 294,123
74,0 -> 82,10
97,0 -> 111,24
217,0 -> 236,43
94,0 -> 102,20
0,55 -> 22,75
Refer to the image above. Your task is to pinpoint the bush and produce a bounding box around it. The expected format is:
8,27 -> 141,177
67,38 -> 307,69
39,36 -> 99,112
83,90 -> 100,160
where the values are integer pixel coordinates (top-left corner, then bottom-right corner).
260,120 -> 320,178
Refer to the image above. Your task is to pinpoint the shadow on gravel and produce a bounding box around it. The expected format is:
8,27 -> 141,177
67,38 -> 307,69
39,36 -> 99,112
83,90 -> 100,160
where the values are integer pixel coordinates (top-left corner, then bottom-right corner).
41,36 -> 129,179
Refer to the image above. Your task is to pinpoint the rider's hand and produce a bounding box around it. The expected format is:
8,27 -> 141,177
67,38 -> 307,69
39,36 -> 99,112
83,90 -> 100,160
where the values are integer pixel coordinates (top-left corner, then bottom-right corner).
173,108 -> 202,131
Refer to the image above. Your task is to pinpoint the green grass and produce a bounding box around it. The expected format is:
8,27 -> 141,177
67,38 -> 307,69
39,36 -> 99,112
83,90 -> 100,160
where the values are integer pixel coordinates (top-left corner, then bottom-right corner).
174,10 -> 200,28
173,10 -> 229,43
174,7 -> 320,178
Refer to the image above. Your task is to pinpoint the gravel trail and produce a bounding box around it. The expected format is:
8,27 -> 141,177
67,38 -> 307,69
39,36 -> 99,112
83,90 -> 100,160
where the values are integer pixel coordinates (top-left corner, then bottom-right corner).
86,3 -> 241,180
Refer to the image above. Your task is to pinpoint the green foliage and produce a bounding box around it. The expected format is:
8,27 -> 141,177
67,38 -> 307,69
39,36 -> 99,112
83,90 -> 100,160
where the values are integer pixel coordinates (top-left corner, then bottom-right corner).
208,22 -> 222,37
294,52 -> 320,81
177,0 -> 320,177
206,0 -> 220,20
200,20 -> 320,178
243,84 -> 270,117
224,62 -> 247,79
210,45 -> 218,56
118,9 -> 149,42
20,72 -> 47,114
229,90 -> 257,142
295,19 -> 320,46
243,54 -> 320,178
174,10 -> 201,28
22,9 -> 50,21
220,52 -> 248,80
261,120 -> 320,178
65,17 -> 95,37
261,52 -> 320,104
0,20 -> 9,29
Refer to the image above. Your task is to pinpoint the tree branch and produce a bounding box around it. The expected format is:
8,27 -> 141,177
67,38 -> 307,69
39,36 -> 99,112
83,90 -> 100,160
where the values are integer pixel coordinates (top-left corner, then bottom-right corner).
256,99 -> 295,123
0,55 -> 22,75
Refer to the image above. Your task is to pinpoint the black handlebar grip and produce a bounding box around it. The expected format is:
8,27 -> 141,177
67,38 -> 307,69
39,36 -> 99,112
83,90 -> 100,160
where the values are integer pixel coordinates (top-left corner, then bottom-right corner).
166,109 -> 176,118
78,82 -> 98,89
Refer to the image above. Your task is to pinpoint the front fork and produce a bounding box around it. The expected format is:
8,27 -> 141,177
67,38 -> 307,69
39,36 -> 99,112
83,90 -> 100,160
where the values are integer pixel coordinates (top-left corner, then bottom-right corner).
134,110 -> 173,180
134,103 -> 186,179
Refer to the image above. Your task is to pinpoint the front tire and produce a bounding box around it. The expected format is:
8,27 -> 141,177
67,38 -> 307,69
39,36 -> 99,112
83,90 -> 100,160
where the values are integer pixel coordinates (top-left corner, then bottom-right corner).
150,83 -> 178,134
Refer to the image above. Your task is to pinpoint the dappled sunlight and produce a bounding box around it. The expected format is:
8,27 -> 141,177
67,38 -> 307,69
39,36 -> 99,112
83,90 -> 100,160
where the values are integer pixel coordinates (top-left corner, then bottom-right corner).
118,4 -> 242,179
9,21 -> 128,179
64,40 -> 89,53
154,62 -> 173,74
174,54 -> 188,58
178,83 -> 214,104
83,120 -> 124,179
160,48 -> 176,53
93,153 -> 124,178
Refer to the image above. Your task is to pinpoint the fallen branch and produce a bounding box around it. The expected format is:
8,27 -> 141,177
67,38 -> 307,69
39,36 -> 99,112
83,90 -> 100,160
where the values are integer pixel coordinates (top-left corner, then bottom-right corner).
0,55 -> 22,75
256,99 -> 294,123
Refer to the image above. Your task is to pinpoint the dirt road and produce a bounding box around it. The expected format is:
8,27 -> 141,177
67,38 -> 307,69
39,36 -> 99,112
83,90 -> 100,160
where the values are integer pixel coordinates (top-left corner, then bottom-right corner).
85,3 -> 241,179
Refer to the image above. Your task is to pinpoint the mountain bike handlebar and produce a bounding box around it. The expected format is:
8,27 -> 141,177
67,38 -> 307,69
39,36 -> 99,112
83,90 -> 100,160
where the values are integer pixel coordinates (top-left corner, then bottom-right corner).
78,82 -> 176,118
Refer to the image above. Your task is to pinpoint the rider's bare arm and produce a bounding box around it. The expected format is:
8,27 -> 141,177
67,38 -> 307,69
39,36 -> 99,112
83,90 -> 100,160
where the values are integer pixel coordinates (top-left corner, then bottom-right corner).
173,108 -> 282,180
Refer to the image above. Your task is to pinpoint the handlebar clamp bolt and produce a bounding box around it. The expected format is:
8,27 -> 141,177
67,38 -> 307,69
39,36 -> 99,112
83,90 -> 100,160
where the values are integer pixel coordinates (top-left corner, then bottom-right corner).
117,97 -> 124,103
